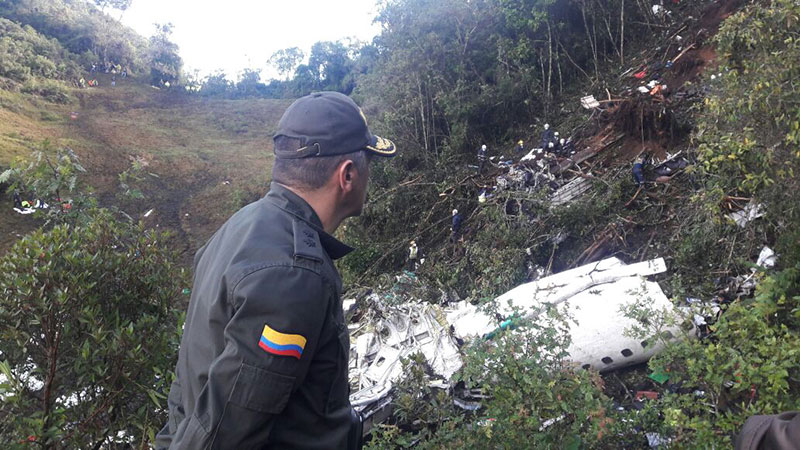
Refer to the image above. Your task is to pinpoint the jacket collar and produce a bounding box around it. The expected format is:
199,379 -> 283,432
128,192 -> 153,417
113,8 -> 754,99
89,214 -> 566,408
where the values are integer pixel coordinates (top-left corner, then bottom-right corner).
265,182 -> 355,260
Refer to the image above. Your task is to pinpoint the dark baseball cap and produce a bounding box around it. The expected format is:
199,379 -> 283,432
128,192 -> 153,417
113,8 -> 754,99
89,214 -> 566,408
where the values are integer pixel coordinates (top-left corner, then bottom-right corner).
273,91 -> 396,159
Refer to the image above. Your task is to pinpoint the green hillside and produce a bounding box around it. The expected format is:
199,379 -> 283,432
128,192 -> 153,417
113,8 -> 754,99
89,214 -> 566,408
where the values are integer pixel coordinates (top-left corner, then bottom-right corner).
1,72 -> 291,257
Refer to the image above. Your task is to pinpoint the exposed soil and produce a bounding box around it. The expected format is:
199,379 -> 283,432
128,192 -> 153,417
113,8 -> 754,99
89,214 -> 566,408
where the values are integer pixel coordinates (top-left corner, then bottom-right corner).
572,0 -> 737,171
1,73 -> 291,263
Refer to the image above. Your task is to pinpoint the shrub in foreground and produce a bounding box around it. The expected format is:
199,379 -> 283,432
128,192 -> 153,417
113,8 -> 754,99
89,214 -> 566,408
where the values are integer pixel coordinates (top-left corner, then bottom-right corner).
0,209 -> 186,449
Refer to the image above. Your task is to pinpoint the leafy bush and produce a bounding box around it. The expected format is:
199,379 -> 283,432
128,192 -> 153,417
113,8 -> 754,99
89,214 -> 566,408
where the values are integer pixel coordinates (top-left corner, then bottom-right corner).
0,209 -> 187,449
696,0 -> 800,198
625,263 -> 800,447
367,308 -> 611,449
0,0 -> 148,73
0,18 -> 80,82
0,142 -> 87,222
20,78 -> 70,103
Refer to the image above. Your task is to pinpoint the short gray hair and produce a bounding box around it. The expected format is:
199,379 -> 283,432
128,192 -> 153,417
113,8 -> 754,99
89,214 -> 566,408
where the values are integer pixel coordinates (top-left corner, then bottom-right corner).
272,136 -> 369,191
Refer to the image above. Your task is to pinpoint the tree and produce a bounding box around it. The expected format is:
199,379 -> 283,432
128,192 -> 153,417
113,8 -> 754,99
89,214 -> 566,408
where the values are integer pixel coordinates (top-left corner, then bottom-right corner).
93,0 -> 133,12
147,22 -> 182,86
308,41 -> 356,93
0,147 -> 187,448
0,211 -> 186,449
235,67 -> 266,98
268,46 -> 305,81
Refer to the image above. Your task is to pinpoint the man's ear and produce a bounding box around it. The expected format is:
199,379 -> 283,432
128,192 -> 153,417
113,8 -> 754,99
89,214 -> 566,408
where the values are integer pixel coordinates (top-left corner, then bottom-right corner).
337,159 -> 356,191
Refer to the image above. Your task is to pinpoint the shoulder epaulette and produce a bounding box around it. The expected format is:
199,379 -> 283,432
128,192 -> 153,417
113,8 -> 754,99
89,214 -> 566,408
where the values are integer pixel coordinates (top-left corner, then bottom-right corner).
292,220 -> 324,264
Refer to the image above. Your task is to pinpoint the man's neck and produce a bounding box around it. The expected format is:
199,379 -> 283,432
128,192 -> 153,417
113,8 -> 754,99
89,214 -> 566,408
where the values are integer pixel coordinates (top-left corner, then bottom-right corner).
278,183 -> 342,234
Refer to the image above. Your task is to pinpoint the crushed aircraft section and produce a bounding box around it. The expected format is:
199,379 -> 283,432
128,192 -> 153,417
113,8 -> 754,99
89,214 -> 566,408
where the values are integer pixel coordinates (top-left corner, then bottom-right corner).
347,257 -> 689,428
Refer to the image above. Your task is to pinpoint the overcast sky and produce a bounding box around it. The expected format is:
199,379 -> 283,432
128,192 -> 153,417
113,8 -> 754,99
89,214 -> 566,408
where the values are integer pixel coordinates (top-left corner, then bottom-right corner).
121,0 -> 382,80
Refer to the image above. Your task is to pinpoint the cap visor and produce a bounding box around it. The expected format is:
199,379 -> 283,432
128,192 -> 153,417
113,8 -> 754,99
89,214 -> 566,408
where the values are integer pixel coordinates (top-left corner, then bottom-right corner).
365,135 -> 396,157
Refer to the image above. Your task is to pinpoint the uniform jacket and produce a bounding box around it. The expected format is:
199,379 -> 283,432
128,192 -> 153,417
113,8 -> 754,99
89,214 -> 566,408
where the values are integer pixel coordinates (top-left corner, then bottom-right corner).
156,182 -> 354,450
736,412 -> 800,450
540,129 -> 554,148
452,214 -> 463,233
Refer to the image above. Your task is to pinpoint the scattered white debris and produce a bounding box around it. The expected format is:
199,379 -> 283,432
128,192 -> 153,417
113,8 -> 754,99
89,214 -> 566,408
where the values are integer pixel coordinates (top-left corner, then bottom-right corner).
143,209 -> 154,218
581,95 -> 600,109
646,432 -> 672,448
756,246 -> 777,269
729,201 -> 764,227
521,148 -> 544,161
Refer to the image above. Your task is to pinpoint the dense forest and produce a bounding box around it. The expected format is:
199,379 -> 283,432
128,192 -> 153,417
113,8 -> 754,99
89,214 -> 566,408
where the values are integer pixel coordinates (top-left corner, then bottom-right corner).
1,0 -> 799,448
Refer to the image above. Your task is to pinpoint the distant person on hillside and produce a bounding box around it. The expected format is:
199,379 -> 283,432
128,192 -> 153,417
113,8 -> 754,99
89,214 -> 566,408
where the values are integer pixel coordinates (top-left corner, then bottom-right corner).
516,140 -> 525,154
12,190 -> 22,209
121,67 -> 128,78
155,91 -> 396,450
560,138 -> 576,157
111,75 -> 116,87
632,155 -> 647,188
451,209 -> 463,243
477,144 -> 488,173
408,240 -> 419,270
540,123 -> 554,148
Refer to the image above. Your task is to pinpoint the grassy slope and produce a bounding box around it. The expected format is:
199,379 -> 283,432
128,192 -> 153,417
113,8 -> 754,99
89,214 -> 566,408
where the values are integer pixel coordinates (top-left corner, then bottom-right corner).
0,73 -> 293,259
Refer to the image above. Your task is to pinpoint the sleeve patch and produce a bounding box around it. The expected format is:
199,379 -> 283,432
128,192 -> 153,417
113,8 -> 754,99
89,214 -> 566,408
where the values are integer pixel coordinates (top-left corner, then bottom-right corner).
258,324 -> 307,359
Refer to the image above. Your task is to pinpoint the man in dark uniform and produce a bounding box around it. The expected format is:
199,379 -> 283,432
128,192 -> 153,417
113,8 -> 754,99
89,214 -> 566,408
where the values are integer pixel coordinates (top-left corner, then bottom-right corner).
540,123 -> 554,149
155,91 -> 396,449
477,144 -> 488,174
12,190 -> 22,209
451,209 -> 463,243
632,154 -> 647,189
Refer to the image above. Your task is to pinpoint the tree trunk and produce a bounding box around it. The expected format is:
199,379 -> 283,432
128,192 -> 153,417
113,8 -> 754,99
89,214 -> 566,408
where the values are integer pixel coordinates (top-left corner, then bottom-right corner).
620,0 -> 626,65
580,1 -> 599,78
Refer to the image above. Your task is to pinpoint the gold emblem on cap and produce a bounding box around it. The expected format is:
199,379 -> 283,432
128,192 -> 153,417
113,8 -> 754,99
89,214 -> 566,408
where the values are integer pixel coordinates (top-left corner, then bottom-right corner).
375,136 -> 390,149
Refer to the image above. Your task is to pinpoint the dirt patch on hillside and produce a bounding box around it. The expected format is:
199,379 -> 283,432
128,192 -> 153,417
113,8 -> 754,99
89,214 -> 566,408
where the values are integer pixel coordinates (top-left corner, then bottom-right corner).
66,81 -> 288,261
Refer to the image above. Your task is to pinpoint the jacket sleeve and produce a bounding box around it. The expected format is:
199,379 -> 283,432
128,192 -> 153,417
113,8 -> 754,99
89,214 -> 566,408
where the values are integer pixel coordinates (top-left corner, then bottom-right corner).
171,265 -> 331,449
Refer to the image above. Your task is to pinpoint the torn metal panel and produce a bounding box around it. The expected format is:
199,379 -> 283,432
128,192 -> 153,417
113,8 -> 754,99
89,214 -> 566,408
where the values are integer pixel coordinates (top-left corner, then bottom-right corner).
349,257 -> 684,435
349,299 -> 462,411
550,176 -> 592,205
581,95 -> 600,109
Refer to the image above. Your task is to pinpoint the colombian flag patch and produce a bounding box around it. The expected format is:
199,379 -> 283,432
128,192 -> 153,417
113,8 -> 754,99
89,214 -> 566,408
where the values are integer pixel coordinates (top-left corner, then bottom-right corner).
258,324 -> 306,359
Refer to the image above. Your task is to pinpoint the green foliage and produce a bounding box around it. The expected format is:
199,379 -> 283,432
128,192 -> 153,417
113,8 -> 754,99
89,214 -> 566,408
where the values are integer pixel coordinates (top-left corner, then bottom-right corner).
92,0 -> 132,11
0,0 -> 148,71
457,309 -> 610,448
117,159 -> 146,201
20,78 -> 70,103
0,17 -> 81,82
147,23 -> 182,86
369,308 -> 611,448
634,264 -> 800,447
268,47 -> 305,81
0,208 -> 186,449
1,141 -> 87,222
696,0 -> 800,197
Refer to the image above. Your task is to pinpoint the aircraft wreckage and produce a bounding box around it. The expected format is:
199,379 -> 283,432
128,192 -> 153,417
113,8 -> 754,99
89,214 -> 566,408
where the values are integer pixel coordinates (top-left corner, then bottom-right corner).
346,256 -> 692,431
